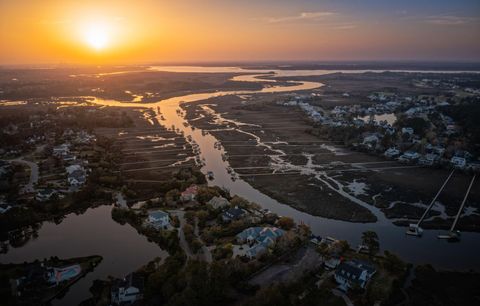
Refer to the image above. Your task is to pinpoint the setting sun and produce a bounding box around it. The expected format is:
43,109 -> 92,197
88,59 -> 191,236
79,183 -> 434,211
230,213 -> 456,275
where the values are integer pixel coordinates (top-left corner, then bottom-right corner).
82,22 -> 110,50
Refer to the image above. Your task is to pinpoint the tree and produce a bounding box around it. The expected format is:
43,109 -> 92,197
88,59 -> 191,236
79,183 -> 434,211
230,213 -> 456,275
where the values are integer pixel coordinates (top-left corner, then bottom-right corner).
230,195 -> 250,208
185,211 -> 195,224
165,189 -> 180,205
383,250 -> 406,274
336,240 -> 350,255
196,187 -> 219,204
277,216 -> 295,230
316,242 -> 330,260
196,210 -> 209,228
362,231 -> 380,257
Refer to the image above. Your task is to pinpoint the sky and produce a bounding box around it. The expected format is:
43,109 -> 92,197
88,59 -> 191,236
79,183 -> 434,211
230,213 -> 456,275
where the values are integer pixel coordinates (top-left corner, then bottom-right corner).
0,0 -> 479,65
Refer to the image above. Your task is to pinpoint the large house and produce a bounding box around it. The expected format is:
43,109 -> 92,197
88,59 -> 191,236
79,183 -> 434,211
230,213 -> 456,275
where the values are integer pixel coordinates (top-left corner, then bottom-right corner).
451,156 -> 467,169
401,127 -> 414,135
236,227 -> 284,259
334,260 -> 376,291
147,210 -> 170,229
35,189 -> 57,202
207,196 -> 230,210
180,185 -> 198,202
111,272 -> 144,305
68,169 -> 86,187
398,151 -> 420,163
418,153 -> 440,166
53,143 -> 70,157
384,147 -> 401,159
222,207 -> 246,222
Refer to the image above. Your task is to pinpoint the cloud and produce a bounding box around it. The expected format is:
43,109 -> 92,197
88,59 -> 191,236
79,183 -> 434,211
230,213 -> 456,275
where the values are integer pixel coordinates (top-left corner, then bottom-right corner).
264,11 -> 336,23
332,24 -> 357,30
424,15 -> 476,26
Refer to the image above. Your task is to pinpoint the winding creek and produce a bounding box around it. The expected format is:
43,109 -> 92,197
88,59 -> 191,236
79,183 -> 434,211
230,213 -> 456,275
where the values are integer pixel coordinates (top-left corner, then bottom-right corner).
1,66 -> 480,305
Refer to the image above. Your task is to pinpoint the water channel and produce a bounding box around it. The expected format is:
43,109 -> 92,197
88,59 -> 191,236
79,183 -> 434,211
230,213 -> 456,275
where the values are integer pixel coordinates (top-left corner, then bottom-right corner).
1,66 -> 479,305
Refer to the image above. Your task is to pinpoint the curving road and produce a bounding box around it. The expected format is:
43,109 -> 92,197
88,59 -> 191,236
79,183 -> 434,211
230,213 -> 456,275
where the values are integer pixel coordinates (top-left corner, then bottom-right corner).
11,158 -> 38,193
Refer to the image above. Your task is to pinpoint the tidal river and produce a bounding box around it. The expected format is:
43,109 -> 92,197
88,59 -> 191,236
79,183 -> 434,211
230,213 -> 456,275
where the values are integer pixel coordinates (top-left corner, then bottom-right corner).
89,66 -> 480,271
1,66 -> 479,305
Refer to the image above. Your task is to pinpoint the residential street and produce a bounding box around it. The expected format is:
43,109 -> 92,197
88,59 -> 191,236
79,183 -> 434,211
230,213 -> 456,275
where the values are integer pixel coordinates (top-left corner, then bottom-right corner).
169,210 -> 194,259
11,158 -> 38,193
194,218 -> 212,263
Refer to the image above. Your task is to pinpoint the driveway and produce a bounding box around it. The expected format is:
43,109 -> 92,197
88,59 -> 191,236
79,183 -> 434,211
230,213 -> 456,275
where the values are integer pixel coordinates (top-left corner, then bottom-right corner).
194,218 -> 212,262
11,158 -> 39,193
249,246 -> 323,286
169,209 -> 213,262
332,289 -> 354,306
169,210 -> 194,258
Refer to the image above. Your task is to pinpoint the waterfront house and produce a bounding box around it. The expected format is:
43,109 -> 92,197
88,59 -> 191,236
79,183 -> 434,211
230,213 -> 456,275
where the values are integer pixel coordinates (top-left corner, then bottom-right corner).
384,148 -> 401,159
68,170 -> 86,187
324,257 -> 341,270
334,260 -> 376,291
207,196 -> 230,210
147,210 -> 170,229
450,156 -> 467,169
111,272 -> 144,305
35,189 -> 57,202
309,235 -> 323,246
180,185 -> 198,202
236,227 -> 284,244
363,134 -> 380,146
418,153 -> 440,166
222,206 -> 246,222
398,151 -> 420,163
467,161 -> 480,173
236,227 -> 285,259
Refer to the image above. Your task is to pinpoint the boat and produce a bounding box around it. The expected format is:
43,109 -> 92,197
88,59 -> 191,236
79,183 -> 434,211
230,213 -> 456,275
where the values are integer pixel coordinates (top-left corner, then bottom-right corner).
226,167 -> 232,173
438,230 -> 461,241
405,224 -> 423,236
207,171 -> 214,180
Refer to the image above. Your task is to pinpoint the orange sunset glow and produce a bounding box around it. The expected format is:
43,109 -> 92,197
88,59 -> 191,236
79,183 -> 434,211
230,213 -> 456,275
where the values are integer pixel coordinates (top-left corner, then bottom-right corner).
1,1 -> 480,306
1,0 -> 480,65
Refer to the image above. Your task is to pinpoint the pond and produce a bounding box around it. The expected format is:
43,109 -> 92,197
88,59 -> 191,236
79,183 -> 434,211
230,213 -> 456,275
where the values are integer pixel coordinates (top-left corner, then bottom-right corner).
0,205 -> 167,305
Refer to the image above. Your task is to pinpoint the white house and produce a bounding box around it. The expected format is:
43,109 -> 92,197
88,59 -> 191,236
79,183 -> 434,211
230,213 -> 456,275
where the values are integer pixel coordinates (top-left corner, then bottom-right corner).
35,189 -> 57,202
334,260 -> 376,291
111,273 -> 144,305
53,143 -> 70,157
401,127 -> 414,135
384,148 -> 401,159
66,164 -> 83,175
363,134 -> 379,146
418,154 -> 440,166
451,156 -> 467,169
207,196 -> 230,210
68,170 -> 86,187
147,210 -> 170,229
236,227 -> 284,259
399,151 -> 420,163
